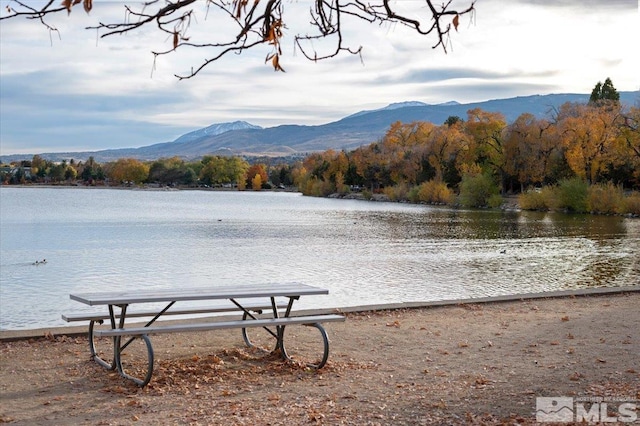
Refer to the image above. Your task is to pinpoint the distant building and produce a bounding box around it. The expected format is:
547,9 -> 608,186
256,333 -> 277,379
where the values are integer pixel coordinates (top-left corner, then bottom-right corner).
0,166 -> 32,179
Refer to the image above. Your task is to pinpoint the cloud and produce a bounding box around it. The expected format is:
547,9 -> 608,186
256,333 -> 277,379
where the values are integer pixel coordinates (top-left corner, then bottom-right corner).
1,0 -> 639,155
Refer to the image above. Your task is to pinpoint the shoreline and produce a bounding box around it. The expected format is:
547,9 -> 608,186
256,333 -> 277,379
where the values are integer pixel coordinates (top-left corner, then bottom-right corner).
3,285 -> 638,341
2,289 -> 638,425
3,183 -> 639,218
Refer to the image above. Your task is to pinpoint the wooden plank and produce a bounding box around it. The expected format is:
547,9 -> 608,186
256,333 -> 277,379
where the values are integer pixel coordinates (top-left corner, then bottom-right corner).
70,283 -> 327,306
94,314 -> 346,337
62,302 -> 288,322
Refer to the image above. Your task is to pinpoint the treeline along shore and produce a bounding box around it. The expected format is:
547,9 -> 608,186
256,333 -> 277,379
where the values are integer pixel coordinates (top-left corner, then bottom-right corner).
2,96 -> 639,216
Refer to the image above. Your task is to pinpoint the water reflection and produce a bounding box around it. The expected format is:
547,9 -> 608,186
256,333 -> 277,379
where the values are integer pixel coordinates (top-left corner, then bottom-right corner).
0,187 -> 638,330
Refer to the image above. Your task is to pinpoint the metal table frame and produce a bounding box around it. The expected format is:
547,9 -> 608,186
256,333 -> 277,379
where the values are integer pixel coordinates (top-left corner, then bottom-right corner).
69,283 -> 333,386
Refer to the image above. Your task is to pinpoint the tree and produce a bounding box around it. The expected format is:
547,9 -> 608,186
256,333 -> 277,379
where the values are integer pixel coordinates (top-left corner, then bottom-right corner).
64,165 -> 77,181
48,163 -> 66,182
557,102 -> 623,184
444,116 -> 463,127
251,173 -> 262,191
245,163 -> 268,189
614,106 -> 640,187
589,77 -> 620,104
382,121 -> 434,186
30,155 -> 47,179
105,158 -> 150,184
464,108 -> 507,193
79,156 -> 104,182
148,157 -> 196,186
2,0 -> 475,79
424,120 -> 467,185
199,156 -> 248,186
503,113 -> 558,190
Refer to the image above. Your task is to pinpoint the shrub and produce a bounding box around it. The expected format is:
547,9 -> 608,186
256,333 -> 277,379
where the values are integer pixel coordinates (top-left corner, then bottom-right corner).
299,177 -> 334,197
384,184 -> 410,201
518,186 -> 557,211
519,189 -> 548,210
488,194 -> 504,208
411,180 -> 454,204
619,191 -> 640,215
555,177 -> 588,213
588,182 -> 624,214
459,173 -> 501,208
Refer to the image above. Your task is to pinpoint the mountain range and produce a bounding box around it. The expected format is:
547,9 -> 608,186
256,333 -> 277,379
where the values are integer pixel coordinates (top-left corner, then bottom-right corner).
3,92 -> 638,163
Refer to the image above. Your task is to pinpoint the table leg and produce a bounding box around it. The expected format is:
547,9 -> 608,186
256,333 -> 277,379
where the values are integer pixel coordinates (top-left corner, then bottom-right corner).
108,304 -> 155,387
89,319 -> 116,370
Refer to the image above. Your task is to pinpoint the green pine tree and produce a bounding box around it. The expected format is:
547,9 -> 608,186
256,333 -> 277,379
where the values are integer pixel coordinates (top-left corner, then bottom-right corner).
601,77 -> 620,101
589,78 -> 620,104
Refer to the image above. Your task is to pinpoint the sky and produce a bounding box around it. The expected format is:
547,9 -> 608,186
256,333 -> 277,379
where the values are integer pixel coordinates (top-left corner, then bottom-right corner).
0,0 -> 639,156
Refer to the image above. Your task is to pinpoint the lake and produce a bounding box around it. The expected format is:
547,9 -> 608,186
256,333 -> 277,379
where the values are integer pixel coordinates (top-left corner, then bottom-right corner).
1,186 -> 638,330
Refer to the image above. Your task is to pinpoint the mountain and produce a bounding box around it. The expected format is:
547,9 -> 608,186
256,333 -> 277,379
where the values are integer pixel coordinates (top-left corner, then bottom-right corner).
345,101 -> 430,119
172,121 -> 262,144
2,92 -> 638,163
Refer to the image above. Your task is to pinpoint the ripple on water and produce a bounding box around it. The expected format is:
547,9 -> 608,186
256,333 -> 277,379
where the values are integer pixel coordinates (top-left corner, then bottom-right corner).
1,188 -> 638,330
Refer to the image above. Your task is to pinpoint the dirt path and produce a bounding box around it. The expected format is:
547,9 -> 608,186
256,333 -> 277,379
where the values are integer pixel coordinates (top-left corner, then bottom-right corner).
1,291 -> 639,425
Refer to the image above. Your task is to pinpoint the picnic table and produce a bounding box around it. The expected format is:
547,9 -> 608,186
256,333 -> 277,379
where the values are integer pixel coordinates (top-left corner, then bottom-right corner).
65,282 -> 345,387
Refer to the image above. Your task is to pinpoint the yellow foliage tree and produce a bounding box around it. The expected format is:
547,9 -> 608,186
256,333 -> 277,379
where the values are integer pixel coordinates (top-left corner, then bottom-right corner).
425,121 -> 468,183
251,173 -> 262,191
464,108 -> 507,191
245,164 -> 268,189
106,158 -> 149,184
557,102 -> 623,183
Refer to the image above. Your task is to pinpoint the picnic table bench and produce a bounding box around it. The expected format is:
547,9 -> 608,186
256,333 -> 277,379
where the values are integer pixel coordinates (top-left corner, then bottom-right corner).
64,283 -> 345,387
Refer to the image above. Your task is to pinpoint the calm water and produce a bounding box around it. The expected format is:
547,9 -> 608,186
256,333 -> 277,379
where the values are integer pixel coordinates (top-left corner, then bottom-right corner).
1,187 -> 638,330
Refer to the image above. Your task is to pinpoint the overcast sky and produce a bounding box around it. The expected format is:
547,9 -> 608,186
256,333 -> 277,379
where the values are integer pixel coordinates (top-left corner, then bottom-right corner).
1,0 -> 638,156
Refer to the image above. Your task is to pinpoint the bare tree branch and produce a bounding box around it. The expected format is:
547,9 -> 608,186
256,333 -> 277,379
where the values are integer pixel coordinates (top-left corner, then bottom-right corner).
2,0 -> 476,79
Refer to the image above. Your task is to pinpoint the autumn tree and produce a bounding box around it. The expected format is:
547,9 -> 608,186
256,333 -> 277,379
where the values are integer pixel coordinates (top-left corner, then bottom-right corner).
30,155 -> 48,179
613,106 -> 640,187
325,150 -> 350,193
503,113 -> 561,190
295,151 -> 343,196
381,121 -> 434,186
105,158 -> 150,184
424,120 -> 468,185
2,0 -> 475,78
199,155 -> 249,186
350,143 -> 387,192
251,173 -> 262,190
464,108 -> 507,193
245,163 -> 268,190
556,102 -> 623,184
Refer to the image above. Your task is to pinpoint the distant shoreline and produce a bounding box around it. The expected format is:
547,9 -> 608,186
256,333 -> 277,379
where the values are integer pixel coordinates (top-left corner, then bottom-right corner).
2,183 -> 638,218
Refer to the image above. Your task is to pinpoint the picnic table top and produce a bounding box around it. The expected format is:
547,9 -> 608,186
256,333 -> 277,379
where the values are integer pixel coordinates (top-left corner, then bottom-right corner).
70,282 -> 328,306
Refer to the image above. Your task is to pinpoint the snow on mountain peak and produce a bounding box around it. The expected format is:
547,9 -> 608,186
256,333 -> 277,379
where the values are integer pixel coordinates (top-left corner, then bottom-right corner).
173,121 -> 262,143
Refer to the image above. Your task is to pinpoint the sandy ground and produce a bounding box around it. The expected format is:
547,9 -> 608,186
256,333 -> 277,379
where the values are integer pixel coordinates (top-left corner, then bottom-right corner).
1,290 -> 639,425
